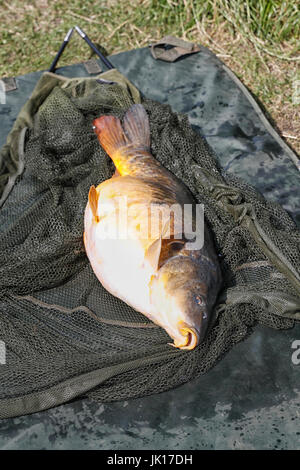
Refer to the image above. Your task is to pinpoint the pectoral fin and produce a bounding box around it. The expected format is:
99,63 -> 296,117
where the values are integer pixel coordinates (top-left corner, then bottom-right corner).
145,237 -> 162,272
145,219 -> 171,271
89,185 -> 99,222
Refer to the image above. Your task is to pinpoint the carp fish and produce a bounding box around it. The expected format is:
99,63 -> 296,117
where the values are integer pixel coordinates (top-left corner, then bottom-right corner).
84,104 -> 222,350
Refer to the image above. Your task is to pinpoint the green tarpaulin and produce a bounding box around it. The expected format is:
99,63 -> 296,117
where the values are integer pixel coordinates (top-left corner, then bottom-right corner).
0,45 -> 299,449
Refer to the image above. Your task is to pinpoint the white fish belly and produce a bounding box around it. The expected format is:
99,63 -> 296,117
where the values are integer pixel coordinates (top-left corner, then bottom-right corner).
84,204 -> 154,317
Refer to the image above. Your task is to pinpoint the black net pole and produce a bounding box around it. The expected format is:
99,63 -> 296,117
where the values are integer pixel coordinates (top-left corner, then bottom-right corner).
48,28 -> 74,73
75,25 -> 114,70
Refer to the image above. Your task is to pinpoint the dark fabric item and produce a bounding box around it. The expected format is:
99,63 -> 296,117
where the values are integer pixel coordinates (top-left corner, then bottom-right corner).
0,61 -> 299,419
0,45 -> 299,449
83,59 -> 102,75
150,36 -> 201,62
1,77 -> 18,93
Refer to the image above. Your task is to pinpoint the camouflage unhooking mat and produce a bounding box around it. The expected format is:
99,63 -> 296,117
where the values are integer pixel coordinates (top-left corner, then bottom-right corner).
0,44 -> 299,449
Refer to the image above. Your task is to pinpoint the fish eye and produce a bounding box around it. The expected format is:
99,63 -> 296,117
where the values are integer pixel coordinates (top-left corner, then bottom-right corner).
170,242 -> 184,252
194,294 -> 203,306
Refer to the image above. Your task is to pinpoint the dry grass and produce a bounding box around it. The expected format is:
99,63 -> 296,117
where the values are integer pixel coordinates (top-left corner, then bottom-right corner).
0,0 -> 299,154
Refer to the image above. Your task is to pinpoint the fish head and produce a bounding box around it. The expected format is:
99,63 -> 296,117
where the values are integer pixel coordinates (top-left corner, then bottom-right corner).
174,283 -> 209,347
149,261 -> 214,350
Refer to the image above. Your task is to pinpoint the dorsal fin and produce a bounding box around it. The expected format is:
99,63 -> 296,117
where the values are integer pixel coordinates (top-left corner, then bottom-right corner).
88,185 -> 99,222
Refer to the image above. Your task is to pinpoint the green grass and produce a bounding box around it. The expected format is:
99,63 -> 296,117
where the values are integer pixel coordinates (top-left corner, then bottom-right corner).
0,0 -> 299,152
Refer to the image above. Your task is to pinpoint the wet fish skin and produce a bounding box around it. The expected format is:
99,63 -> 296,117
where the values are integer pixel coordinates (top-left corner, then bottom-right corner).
84,104 -> 222,350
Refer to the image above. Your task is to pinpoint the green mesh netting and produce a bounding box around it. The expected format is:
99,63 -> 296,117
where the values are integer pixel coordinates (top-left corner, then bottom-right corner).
0,72 -> 299,418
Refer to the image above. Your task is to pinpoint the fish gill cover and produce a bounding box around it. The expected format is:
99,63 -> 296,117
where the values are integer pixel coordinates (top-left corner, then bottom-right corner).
0,72 -> 299,418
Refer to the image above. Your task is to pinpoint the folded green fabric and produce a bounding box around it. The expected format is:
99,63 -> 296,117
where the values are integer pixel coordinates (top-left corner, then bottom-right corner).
0,69 -> 299,418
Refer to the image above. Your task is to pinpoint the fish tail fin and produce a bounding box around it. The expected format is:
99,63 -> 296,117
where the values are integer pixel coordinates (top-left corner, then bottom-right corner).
93,104 -> 150,161
123,104 -> 150,149
93,115 -> 127,158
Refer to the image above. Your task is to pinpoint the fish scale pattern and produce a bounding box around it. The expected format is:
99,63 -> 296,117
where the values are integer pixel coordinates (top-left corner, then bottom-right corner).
0,78 -> 299,417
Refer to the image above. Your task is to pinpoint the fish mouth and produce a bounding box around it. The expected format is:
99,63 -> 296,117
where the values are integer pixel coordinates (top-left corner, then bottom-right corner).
169,324 -> 199,350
